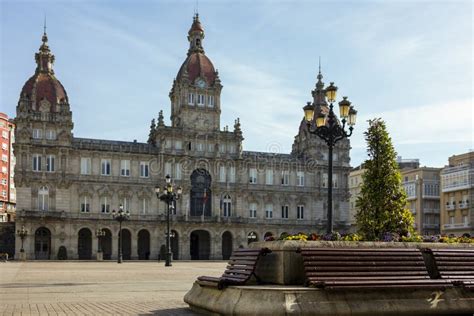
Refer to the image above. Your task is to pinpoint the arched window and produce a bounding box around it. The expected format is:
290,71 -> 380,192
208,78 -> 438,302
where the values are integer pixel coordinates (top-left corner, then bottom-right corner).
247,231 -> 258,245
38,186 -> 49,211
190,169 -> 212,217
222,194 -> 232,217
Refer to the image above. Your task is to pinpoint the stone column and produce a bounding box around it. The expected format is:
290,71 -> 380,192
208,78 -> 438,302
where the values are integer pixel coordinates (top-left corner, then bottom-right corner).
150,227 -> 159,260
130,229 -> 138,260
181,235 -> 191,260
112,231 -> 118,260
212,232 -> 222,260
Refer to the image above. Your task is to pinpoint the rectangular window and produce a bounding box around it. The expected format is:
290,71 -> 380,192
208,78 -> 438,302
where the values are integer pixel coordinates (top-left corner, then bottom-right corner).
265,169 -> 273,185
265,204 -> 273,219
333,174 -> 338,188
208,143 -> 214,152
228,145 -> 236,154
1,143 -> 7,150
249,203 -> 257,218
208,95 -> 214,107
45,129 -> 56,140
175,163 -> 182,180
249,168 -> 257,184
281,171 -> 289,186
175,140 -> 182,150
1,154 -> 7,162
188,93 -> 195,105
140,161 -> 149,178
219,144 -> 226,153
122,197 -> 129,212
165,139 -> 172,149
120,160 -> 130,177
197,94 -> 205,106
219,166 -> 226,182
322,173 -> 328,188
141,198 -> 148,215
101,197 -> 110,213
297,205 -> 304,219
101,159 -> 111,176
46,155 -> 55,172
164,162 -> 172,177
196,142 -> 204,151
297,171 -> 305,187
32,129 -> 42,139
449,216 -> 454,225
32,154 -> 42,171
229,166 -> 236,183
81,158 -> 91,175
81,196 -> 90,213
281,205 -> 289,219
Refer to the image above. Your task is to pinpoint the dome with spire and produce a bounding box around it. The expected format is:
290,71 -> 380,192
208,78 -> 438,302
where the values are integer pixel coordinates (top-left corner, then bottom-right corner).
20,29 -> 68,112
176,14 -> 217,86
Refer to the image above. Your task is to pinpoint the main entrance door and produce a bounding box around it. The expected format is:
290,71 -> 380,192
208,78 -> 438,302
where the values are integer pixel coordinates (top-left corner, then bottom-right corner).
35,227 -> 51,260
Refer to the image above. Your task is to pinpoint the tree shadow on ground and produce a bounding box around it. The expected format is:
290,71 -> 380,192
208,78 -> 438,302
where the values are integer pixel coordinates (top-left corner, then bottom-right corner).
140,307 -> 198,315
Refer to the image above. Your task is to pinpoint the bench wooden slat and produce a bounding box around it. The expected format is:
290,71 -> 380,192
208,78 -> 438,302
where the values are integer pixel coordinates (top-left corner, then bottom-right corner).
304,260 -> 425,266
305,270 -> 429,276
304,265 -> 428,272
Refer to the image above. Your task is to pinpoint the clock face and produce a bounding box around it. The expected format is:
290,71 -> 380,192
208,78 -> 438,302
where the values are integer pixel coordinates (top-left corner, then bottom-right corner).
196,79 -> 206,89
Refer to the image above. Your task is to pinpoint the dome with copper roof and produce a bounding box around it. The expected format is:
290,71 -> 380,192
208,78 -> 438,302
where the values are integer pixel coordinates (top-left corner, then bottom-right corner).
20,30 -> 68,112
176,14 -> 217,86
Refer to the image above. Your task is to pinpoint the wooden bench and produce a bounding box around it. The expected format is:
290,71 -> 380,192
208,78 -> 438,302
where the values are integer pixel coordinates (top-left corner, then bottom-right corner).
424,248 -> 474,290
197,248 -> 271,290
299,248 -> 452,290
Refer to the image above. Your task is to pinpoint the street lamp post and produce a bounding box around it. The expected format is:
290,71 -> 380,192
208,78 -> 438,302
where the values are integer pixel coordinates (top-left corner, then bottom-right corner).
303,81 -> 357,234
17,225 -> 28,253
112,205 -> 130,264
155,174 -> 182,267
95,228 -> 106,260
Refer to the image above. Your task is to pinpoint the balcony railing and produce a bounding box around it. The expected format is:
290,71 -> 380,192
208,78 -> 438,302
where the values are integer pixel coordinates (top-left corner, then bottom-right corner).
443,223 -> 471,229
445,204 -> 455,211
423,223 -> 440,229
423,208 -> 440,214
459,202 -> 469,209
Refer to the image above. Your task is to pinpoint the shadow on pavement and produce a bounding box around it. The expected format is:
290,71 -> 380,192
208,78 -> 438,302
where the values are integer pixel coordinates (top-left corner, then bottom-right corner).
140,307 -> 198,315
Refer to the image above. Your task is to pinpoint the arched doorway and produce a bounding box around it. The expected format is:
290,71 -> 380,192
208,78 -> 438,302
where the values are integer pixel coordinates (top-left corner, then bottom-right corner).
120,229 -> 132,260
78,228 -> 92,260
137,229 -> 150,260
190,230 -> 210,260
101,228 -> 112,260
247,231 -> 259,245
171,230 -> 179,260
190,169 -> 212,217
222,231 -> 233,260
264,232 -> 274,241
35,227 -> 51,259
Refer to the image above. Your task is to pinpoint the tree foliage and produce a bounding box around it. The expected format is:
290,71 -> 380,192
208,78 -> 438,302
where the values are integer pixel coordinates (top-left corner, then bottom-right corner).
355,118 -> 414,240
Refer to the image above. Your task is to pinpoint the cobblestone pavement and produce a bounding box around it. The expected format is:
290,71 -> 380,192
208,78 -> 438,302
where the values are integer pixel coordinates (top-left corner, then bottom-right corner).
0,261 -> 227,315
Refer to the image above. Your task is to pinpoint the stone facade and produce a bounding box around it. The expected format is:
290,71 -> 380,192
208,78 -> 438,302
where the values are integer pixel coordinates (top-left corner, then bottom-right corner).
13,15 -> 351,260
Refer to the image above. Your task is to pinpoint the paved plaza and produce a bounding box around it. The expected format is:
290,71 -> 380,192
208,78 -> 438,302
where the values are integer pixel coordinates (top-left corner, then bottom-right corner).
0,261 -> 227,315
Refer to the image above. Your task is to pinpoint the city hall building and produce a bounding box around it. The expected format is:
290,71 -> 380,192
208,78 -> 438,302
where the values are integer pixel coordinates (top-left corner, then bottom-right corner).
13,15 -> 351,260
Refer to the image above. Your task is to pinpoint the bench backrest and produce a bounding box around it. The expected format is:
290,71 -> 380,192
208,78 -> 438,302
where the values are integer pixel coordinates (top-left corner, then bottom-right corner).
300,248 -> 430,282
429,248 -> 474,280
220,248 -> 270,283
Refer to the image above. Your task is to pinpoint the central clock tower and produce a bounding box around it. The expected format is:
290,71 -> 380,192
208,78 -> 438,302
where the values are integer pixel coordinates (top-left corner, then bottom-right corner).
169,14 -> 222,132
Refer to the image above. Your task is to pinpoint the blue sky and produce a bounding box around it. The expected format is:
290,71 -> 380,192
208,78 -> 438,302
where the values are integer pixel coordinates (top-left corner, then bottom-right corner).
1,0 -> 472,168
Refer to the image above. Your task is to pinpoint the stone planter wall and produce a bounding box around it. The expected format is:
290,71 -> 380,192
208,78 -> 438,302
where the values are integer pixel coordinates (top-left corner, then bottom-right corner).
250,240 -> 474,285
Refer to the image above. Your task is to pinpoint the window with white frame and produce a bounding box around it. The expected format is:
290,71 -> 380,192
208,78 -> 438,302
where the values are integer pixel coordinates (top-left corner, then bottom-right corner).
322,173 -> 328,187
80,157 -> 91,175
140,161 -> 149,178
222,195 -> 232,217
46,155 -> 55,172
120,160 -> 130,177
165,162 -> 172,177
80,196 -> 90,213
197,94 -> 205,106
229,166 -> 236,183
1,190 -> 6,198
175,163 -> 182,180
265,169 -> 273,185
1,143 -> 7,150
38,186 -> 49,211
449,216 -> 454,224
265,204 -> 273,219
219,144 -> 226,153
122,197 -> 129,212
141,198 -> 148,215
297,171 -> 305,186
196,142 -> 204,152
208,95 -> 214,107
281,170 -> 289,186
228,145 -> 236,154
281,205 -> 289,219
165,139 -> 172,149
208,143 -> 214,152
219,166 -> 226,182
1,166 -> 6,174
101,159 -> 111,176
188,93 -> 195,105
249,202 -> 257,218
45,129 -> 56,140
175,140 -> 182,150
32,128 -> 42,139
249,168 -> 257,184
1,179 -> 6,185
100,196 -> 110,213
32,154 -> 42,171
333,174 -> 338,188
297,205 -> 304,219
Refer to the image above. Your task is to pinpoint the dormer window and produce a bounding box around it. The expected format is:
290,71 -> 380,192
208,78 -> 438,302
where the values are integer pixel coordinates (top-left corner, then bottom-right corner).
188,93 -> 195,105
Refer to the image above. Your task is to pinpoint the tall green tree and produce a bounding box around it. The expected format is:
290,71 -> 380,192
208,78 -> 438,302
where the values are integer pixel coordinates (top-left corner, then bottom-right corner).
355,118 -> 414,240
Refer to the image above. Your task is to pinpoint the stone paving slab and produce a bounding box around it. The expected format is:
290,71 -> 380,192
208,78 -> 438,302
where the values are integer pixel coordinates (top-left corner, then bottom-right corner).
0,261 -> 227,315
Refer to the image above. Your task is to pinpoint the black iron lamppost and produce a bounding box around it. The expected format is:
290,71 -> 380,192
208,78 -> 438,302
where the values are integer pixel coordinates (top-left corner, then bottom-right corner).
17,225 -> 28,253
95,228 -> 106,254
112,204 -> 130,264
303,82 -> 357,234
155,174 -> 182,267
